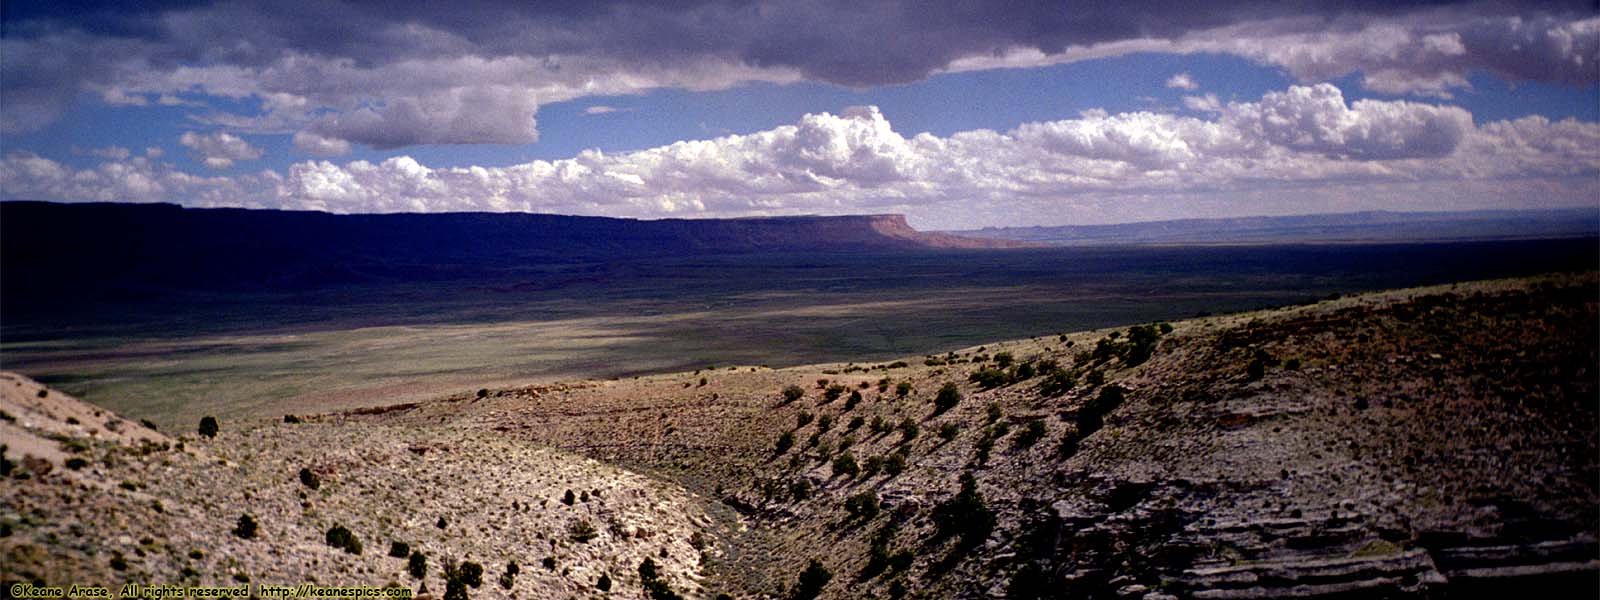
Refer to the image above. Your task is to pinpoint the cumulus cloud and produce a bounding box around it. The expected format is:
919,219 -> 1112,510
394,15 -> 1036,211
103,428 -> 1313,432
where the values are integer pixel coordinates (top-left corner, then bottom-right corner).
178,131 -> 264,169
4,84 -> 1595,227
1166,73 -> 1199,90
0,0 -> 1594,148
293,131 -> 354,156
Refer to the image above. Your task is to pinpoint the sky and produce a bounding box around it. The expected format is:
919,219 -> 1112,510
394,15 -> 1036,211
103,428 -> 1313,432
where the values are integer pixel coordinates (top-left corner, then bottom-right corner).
0,1 -> 1597,229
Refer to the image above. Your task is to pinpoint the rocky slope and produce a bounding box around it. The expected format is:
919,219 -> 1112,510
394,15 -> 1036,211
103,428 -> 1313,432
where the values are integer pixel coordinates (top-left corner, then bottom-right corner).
4,272 -> 1596,599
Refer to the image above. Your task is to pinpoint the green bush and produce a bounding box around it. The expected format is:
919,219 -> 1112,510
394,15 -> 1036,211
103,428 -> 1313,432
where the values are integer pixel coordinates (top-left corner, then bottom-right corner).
569,520 -> 598,543
932,473 -> 995,547
884,451 -> 908,477
817,414 -> 833,432
198,416 -> 219,439
325,525 -> 361,554
797,411 -> 814,428
232,514 -> 257,540
1014,419 -> 1047,449
775,431 -> 796,455
408,551 -> 426,579
968,368 -> 1010,390
790,559 -> 833,600
1013,362 -> 1036,381
789,479 -> 812,501
388,541 -> 410,558
782,385 -> 806,403
1038,370 -> 1076,397
993,352 -> 1015,368
832,452 -> 859,478
937,422 -> 960,441
934,382 -> 962,413
845,391 -> 862,411
847,416 -> 865,430
824,384 -> 848,402
861,455 -> 884,477
894,382 -> 912,398
299,467 -> 320,490
65,457 -> 88,470
844,491 -> 879,521
897,418 -> 919,443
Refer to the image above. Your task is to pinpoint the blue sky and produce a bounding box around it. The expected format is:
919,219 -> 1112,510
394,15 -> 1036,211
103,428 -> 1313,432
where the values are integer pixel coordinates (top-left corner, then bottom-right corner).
1,1 -> 1597,228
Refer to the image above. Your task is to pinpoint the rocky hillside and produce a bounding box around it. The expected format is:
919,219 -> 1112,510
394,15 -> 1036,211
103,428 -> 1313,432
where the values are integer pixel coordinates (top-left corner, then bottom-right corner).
4,272 -> 1596,599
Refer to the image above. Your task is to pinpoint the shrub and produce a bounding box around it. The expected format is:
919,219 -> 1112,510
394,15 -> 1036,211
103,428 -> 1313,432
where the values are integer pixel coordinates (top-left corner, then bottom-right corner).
775,431 -> 796,455
832,452 -> 859,478
932,473 -> 995,547
1124,324 -> 1162,366
456,561 -> 483,588
569,520 -> 598,543
847,416 -> 865,430
388,541 -> 410,558
283,414 -> 301,424
140,418 -> 159,430
408,551 -> 427,579
968,368 -> 1010,390
789,479 -> 812,501
639,558 -> 685,600
816,378 -> 830,389
1013,362 -> 1036,381
797,411 -> 814,428
844,491 -> 879,521
934,382 -> 962,413
1056,434 -> 1079,458
993,352 -> 1015,368
817,414 -> 833,432
325,525 -> 361,554
884,451 -> 908,477
861,455 -> 884,477
897,418 -> 919,443
824,385 -> 847,402
986,403 -> 1003,423
562,489 -> 576,505
938,422 -> 960,441
197,416 -> 218,439
541,557 -> 556,571
1014,419 -> 1047,449
973,434 -> 995,466
894,382 -> 912,398
232,514 -> 257,540
436,516 -> 448,529
845,391 -> 862,411
1038,370 -> 1076,397
1085,370 -> 1105,387
790,559 -> 833,600
299,467 -> 321,490
869,416 -> 890,435
782,385 -> 806,403
65,457 -> 88,470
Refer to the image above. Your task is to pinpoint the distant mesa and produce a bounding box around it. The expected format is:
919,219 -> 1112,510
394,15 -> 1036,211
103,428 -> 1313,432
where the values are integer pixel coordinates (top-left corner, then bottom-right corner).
0,201 -> 1028,296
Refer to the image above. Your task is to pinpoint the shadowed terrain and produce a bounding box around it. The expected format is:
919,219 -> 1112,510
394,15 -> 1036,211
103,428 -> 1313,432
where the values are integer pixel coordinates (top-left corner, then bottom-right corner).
5,273 -> 1595,598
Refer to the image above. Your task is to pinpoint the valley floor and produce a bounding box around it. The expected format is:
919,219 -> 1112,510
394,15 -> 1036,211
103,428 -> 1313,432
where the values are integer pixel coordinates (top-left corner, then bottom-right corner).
4,272 -> 1597,599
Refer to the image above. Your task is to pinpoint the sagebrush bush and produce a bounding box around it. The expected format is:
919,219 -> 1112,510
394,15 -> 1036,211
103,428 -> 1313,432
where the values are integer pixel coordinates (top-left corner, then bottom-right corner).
232,514 -> 257,540
325,525 -> 361,554
775,431 -> 796,455
198,416 -> 218,439
782,385 -> 806,403
832,452 -> 859,478
791,559 -> 833,600
934,382 -> 962,413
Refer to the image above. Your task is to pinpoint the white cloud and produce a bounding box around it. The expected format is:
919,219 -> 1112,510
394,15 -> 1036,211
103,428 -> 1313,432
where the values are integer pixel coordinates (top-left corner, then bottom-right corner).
292,131 -> 353,156
178,131 -> 264,169
1166,73 -> 1199,90
3,84 -> 1596,228
584,105 -> 622,115
1183,93 -> 1222,113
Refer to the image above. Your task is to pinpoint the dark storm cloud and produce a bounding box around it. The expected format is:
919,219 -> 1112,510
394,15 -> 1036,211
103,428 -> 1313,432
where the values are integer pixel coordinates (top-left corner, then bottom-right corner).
2,0 -> 1595,144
